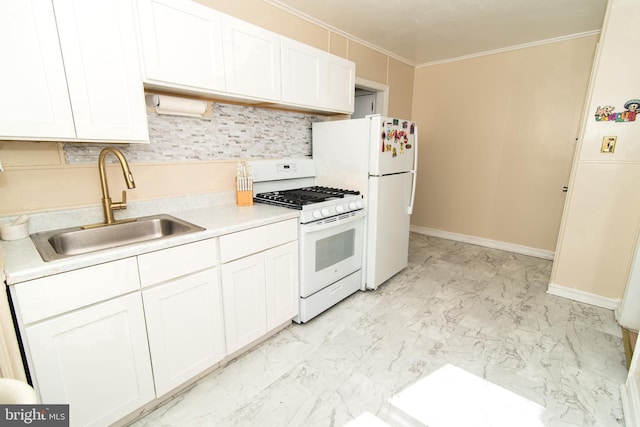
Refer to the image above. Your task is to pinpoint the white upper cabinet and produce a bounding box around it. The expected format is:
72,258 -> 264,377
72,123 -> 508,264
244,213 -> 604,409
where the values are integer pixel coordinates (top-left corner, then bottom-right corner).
0,0 -> 149,142
0,1 -> 75,139
281,37 -> 355,114
281,38 -> 323,108
325,54 -> 355,113
135,0 -> 226,92
222,16 -> 282,102
54,0 -> 149,142
133,0 -> 354,113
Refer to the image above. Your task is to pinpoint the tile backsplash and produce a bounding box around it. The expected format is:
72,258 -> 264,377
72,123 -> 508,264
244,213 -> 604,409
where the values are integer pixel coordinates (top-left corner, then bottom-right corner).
63,102 -> 328,164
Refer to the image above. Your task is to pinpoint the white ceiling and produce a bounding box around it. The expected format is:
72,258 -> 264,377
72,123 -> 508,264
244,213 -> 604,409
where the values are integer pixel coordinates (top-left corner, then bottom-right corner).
267,0 -> 608,66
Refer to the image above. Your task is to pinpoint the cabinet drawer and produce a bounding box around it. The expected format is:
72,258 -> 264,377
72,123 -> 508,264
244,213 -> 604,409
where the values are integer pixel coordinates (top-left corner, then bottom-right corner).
138,238 -> 217,287
13,258 -> 140,325
219,219 -> 297,263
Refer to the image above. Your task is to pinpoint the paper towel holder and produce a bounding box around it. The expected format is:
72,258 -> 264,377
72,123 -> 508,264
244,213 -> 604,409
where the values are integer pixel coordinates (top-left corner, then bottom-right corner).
145,94 -> 207,118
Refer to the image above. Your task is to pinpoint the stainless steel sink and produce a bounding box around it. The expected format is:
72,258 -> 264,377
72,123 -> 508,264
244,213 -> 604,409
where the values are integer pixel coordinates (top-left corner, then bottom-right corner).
31,214 -> 205,262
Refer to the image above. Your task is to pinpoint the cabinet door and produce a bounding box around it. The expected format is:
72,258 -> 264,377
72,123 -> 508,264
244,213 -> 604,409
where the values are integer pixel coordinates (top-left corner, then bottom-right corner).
280,37 -> 355,113
325,55 -> 355,113
135,0 -> 226,92
0,0 -> 75,139
143,268 -> 225,397
265,241 -> 299,329
221,253 -> 267,354
281,38 -> 322,107
25,293 -> 154,427
223,16 -> 281,101
53,0 -> 149,142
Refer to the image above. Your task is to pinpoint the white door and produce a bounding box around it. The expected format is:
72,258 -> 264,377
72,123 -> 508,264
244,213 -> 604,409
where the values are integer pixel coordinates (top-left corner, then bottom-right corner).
25,293 -> 154,427
135,0 -> 226,92
222,16 -> 281,101
353,93 -> 376,119
618,234 -> 640,330
369,115 -> 417,176
366,173 -> 412,289
0,0 -> 75,139
265,241 -> 299,329
221,253 -> 268,354
142,268 -> 226,397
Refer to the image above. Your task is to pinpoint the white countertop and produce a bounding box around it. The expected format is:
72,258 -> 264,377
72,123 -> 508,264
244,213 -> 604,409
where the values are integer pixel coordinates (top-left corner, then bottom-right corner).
1,197 -> 298,285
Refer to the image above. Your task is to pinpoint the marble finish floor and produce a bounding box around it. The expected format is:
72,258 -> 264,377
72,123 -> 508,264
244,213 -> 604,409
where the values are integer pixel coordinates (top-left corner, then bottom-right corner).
131,234 -> 627,427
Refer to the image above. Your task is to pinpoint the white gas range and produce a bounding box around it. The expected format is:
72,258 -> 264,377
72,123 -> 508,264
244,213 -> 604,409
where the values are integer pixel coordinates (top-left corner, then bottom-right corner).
249,159 -> 365,323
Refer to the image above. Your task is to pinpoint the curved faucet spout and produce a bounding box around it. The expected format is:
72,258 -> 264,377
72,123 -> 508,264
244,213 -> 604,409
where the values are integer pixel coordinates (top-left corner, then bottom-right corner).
98,148 -> 136,225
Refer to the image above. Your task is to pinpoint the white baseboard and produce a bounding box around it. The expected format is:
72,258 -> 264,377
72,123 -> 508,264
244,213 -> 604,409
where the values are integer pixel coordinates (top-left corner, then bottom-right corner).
547,282 -> 621,309
410,225 -> 555,260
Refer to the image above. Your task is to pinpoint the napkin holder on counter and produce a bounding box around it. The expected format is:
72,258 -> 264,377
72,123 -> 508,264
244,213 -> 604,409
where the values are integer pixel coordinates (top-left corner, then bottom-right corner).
0,215 -> 29,241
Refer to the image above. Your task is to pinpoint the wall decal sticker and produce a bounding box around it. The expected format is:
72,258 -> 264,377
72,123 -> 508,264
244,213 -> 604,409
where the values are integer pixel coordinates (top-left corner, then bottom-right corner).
595,99 -> 639,122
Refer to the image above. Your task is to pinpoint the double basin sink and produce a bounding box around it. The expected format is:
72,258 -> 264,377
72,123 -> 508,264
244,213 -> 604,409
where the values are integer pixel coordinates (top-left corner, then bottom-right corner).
31,214 -> 205,262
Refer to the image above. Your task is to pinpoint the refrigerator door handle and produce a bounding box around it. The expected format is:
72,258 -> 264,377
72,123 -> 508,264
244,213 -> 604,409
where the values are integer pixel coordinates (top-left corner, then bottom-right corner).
407,126 -> 418,214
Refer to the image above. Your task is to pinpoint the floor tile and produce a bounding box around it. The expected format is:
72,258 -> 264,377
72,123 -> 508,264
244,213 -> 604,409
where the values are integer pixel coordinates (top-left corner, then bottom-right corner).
130,234 -> 627,427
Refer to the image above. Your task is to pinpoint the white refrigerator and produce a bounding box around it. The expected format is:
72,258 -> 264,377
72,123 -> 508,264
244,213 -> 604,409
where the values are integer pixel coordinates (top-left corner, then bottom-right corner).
313,115 -> 418,290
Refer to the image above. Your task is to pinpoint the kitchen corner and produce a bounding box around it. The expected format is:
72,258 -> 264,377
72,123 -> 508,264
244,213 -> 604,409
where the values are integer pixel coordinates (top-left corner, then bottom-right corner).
0,189 -> 301,426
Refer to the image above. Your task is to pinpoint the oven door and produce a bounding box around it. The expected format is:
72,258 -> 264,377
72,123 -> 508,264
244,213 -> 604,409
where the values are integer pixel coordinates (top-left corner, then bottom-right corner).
299,210 -> 365,298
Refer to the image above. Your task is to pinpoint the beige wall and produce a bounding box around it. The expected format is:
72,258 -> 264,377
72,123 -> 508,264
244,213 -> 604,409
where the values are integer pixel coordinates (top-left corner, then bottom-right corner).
388,58 -> 415,120
551,0 -> 640,300
348,41 -> 389,84
0,140 -> 237,214
411,35 -> 598,252
0,2 -> 413,216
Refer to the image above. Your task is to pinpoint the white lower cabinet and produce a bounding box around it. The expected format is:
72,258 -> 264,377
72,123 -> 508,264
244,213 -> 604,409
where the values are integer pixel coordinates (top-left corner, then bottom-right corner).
142,267 -> 225,397
12,221 -> 298,425
265,241 -> 299,329
221,253 -> 268,354
25,293 -> 155,427
219,219 -> 299,354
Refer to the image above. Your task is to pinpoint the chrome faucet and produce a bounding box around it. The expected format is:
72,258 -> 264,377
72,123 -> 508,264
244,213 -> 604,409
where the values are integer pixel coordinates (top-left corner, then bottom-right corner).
97,147 -> 136,225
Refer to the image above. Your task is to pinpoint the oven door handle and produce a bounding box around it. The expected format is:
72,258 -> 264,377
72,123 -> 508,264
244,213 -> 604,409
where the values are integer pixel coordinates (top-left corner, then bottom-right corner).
302,210 -> 366,233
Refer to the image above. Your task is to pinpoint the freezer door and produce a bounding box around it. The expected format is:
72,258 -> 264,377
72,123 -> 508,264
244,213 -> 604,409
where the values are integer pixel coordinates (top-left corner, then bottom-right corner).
313,118 -> 370,198
369,116 -> 417,176
366,173 -> 412,289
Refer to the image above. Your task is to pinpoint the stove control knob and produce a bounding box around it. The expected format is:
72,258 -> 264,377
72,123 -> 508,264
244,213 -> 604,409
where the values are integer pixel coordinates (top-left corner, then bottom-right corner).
312,210 -> 322,219
348,202 -> 357,210
336,205 -> 345,213
356,201 -> 363,209
321,208 -> 330,217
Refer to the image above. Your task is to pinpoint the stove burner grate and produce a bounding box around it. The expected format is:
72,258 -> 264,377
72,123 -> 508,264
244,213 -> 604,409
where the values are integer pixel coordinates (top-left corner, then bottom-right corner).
254,186 -> 361,208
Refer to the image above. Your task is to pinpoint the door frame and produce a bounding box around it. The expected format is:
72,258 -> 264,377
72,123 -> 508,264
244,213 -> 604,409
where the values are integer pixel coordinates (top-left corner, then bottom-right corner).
355,77 -> 389,117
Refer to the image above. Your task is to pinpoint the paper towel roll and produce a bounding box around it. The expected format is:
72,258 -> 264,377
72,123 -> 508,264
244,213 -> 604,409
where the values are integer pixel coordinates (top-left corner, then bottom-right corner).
146,94 -> 207,117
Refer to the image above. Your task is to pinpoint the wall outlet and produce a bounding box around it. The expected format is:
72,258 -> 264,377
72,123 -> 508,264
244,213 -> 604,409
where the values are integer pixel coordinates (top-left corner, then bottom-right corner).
601,136 -> 617,153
